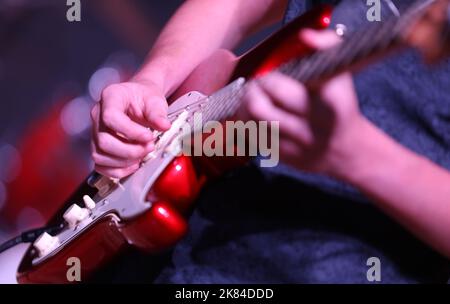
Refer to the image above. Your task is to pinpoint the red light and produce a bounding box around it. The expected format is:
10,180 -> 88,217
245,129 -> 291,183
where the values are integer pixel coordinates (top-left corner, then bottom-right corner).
322,16 -> 331,26
157,207 -> 170,218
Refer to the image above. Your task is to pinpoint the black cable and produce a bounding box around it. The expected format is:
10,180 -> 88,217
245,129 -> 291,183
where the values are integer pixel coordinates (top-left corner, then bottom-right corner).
0,223 -> 65,254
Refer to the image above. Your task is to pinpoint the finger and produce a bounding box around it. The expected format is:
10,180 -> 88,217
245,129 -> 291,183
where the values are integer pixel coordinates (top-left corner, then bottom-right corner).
91,143 -> 141,168
319,73 -> 357,106
93,103 -> 154,160
101,107 -> 153,143
95,163 -> 141,179
299,29 -> 342,50
244,83 -> 314,146
143,96 -> 171,131
298,30 -> 356,106
279,138 -> 303,162
257,72 -> 309,116
90,102 -> 100,124
95,131 -> 154,160
100,86 -> 155,142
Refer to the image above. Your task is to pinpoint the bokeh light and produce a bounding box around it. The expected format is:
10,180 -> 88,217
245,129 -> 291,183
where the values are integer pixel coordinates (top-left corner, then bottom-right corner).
16,207 -> 45,231
0,182 -> 7,212
88,67 -> 122,102
0,143 -> 22,183
60,96 -> 92,136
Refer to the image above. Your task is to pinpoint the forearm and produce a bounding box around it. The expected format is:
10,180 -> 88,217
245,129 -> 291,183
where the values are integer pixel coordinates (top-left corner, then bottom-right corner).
338,118 -> 450,258
133,0 -> 287,96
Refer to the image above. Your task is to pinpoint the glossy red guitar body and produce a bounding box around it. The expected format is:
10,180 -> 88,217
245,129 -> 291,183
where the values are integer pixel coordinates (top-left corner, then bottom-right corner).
16,5 -> 332,283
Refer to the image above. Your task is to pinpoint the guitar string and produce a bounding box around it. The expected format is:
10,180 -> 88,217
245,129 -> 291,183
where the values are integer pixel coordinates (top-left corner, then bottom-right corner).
292,16 -> 401,83
207,15 -> 402,120
187,0 -> 435,127
289,0 -> 429,83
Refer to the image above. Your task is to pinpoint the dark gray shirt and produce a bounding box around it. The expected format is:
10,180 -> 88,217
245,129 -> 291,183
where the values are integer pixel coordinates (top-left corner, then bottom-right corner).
279,0 -> 450,201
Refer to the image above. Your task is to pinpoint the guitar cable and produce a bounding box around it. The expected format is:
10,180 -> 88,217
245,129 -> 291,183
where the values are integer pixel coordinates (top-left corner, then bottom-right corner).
0,223 -> 65,254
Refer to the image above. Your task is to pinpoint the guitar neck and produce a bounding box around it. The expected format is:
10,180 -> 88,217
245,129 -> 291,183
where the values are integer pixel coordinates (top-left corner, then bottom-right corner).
201,0 -> 445,124
280,0 -> 437,85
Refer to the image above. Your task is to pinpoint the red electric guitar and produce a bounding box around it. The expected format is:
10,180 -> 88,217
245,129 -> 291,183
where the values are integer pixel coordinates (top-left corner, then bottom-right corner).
14,0 -> 449,283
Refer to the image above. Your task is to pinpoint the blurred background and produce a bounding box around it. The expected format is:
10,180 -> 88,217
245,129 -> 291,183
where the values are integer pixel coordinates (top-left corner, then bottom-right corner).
0,1 -> 276,244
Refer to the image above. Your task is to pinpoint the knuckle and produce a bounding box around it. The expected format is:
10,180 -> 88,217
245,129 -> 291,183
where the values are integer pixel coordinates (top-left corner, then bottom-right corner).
126,147 -> 145,159
147,95 -> 168,108
145,100 -> 168,117
97,133 -> 110,151
101,109 -> 116,127
247,98 -> 266,120
101,84 -> 118,100
91,152 -> 101,163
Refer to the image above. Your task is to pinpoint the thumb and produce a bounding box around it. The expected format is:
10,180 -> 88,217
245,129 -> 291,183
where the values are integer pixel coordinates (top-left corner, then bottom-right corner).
144,96 -> 171,131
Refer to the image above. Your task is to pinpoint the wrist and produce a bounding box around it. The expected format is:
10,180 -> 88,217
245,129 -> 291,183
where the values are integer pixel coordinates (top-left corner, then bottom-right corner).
131,57 -> 174,95
328,117 -> 412,186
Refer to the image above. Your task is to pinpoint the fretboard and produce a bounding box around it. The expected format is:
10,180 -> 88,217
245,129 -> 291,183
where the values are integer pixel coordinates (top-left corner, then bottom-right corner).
279,0 -> 436,84
201,0 -> 438,124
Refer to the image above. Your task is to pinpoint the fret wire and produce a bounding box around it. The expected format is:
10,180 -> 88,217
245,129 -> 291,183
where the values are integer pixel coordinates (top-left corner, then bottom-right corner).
211,91 -> 233,120
204,86 -> 231,121
337,19 -> 392,70
219,81 -> 246,119
215,87 -> 239,118
318,18 -> 395,79
300,48 -> 340,81
214,90 -> 239,120
300,47 -> 336,80
200,83 -> 242,123
216,86 -> 245,121
190,0 -> 435,128
308,17 -> 397,81
205,96 -> 219,118
283,0 -> 431,84
290,56 -> 315,82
